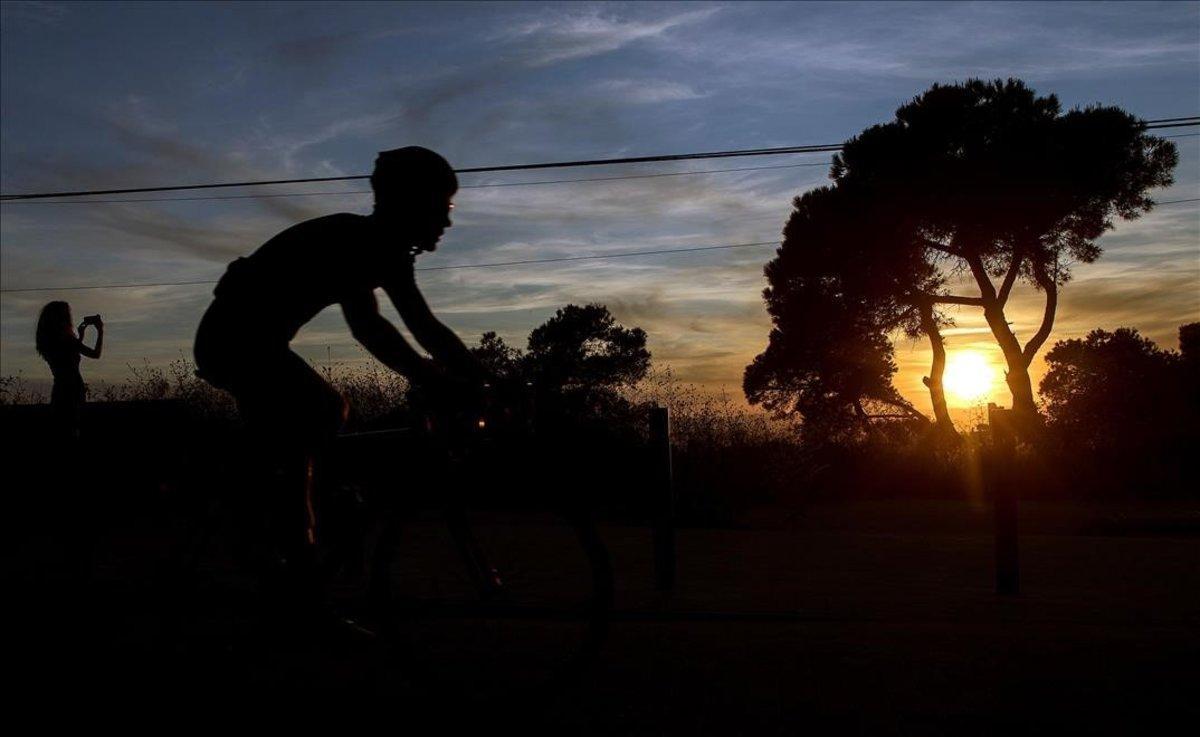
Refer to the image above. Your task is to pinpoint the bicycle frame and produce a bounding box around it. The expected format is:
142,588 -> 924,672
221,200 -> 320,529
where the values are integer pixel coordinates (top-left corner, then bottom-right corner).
335,424 -> 504,600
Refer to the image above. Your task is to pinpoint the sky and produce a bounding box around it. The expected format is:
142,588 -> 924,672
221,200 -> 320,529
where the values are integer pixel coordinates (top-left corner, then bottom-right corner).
2,1 -> 1198,420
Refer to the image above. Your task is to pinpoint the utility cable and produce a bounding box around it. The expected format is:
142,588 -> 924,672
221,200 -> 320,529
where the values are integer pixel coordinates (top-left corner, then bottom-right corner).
2,116 -> 1193,201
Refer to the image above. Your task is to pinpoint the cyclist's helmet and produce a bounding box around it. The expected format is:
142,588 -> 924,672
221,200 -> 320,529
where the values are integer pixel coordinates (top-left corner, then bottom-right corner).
371,146 -> 458,203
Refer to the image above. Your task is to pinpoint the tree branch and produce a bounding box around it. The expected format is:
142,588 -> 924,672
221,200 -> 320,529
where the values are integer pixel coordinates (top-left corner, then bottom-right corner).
920,238 -> 962,258
926,294 -> 985,307
1022,264 -> 1058,367
997,249 -> 1024,306
869,396 -> 930,422
964,252 -> 998,303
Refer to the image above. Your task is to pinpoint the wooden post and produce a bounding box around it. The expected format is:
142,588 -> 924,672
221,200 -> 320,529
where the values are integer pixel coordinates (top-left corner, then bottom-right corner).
989,403 -> 1019,596
649,405 -> 676,592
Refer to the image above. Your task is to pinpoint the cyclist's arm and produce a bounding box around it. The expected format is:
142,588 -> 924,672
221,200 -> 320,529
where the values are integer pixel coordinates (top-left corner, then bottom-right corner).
341,290 -> 437,381
382,276 -> 481,380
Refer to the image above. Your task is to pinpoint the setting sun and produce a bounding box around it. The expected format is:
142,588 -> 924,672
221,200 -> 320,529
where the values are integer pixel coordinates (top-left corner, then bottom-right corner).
943,351 -> 997,405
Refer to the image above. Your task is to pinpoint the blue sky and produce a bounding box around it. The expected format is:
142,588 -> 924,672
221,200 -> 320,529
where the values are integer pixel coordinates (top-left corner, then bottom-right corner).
2,1 -> 1197,412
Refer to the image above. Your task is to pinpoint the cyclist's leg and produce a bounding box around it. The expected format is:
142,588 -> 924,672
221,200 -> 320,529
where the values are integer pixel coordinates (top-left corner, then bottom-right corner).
270,349 -> 347,542
235,350 -> 347,612
195,314 -> 364,644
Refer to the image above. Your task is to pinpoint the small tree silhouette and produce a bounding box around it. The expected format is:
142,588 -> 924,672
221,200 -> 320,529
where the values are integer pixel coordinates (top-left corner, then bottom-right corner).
525,304 -> 650,392
471,331 -> 526,382
469,304 -> 650,423
1040,326 -> 1194,454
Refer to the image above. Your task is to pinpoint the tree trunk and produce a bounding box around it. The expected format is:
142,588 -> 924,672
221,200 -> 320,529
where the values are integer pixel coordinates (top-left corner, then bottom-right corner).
1022,267 -> 1059,367
982,303 -> 1039,421
919,302 -> 958,436
962,249 -> 1040,427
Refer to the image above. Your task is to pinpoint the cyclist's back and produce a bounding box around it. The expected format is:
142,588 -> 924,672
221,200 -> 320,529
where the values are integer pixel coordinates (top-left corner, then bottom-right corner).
207,212 -> 391,344
194,212 -> 404,438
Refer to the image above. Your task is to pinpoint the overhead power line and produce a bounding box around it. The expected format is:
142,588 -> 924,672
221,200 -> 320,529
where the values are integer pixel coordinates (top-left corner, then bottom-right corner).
0,161 -> 832,206
6,132 -> 1197,206
1142,116 -> 1200,124
2,116 -> 1195,202
5,132 -> 1196,207
0,145 -> 843,201
0,240 -> 780,293
1145,122 -> 1200,130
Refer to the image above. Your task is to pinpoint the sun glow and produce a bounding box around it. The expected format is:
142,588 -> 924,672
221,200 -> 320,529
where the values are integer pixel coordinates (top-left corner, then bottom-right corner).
943,350 -> 996,405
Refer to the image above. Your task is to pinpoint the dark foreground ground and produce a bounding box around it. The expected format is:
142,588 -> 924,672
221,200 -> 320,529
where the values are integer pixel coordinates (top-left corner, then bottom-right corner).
6,500 -> 1199,733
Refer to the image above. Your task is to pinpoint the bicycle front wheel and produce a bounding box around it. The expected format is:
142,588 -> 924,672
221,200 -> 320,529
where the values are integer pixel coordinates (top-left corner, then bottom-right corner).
367,503 -> 613,692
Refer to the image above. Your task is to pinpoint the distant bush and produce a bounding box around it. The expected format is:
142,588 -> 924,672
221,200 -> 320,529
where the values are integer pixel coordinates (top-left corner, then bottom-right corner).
318,357 -> 412,426
1038,325 -> 1199,499
0,374 -> 45,406
90,356 -> 235,420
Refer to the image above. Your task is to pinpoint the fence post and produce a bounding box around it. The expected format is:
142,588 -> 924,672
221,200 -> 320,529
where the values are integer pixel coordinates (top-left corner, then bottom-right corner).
649,405 -> 676,592
989,403 -> 1019,596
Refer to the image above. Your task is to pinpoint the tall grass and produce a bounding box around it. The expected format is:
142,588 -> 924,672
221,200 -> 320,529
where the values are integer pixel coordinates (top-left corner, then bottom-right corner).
0,354 -> 414,422
623,368 -> 812,523
0,373 -> 45,405
317,357 -> 412,425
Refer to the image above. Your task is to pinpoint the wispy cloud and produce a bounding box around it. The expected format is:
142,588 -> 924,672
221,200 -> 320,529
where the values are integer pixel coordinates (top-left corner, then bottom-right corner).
595,79 -> 705,104
668,1 -> 1199,103
499,6 -> 722,67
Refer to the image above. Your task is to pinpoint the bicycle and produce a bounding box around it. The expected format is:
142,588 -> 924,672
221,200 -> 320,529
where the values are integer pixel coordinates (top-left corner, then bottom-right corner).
159,380 -> 615,692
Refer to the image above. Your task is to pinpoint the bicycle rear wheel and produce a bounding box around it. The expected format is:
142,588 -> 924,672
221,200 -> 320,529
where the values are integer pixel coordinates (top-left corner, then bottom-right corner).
367,502 -> 613,692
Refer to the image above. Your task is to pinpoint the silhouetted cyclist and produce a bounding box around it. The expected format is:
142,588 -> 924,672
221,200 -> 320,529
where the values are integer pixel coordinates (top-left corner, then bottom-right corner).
193,146 -> 484,631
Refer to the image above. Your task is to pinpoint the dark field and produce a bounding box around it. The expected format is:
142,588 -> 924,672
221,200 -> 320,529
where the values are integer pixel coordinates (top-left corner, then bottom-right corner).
7,497 -> 1197,733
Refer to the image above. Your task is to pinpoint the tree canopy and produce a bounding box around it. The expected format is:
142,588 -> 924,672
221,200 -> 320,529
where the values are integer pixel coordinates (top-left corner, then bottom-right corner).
525,304 -> 650,391
744,185 -> 929,441
746,78 -> 1177,439
469,304 -> 650,423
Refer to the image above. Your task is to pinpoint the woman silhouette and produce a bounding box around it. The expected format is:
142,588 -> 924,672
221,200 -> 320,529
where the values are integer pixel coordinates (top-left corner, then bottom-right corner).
36,301 -> 103,439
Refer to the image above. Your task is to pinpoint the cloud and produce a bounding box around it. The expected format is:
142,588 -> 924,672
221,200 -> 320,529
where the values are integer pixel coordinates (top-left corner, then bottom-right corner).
455,163 -> 810,233
662,1 -> 1199,106
252,106 -> 405,173
87,206 -> 261,263
1054,272 -> 1200,338
388,68 -> 638,152
500,6 -> 722,67
595,79 -> 705,104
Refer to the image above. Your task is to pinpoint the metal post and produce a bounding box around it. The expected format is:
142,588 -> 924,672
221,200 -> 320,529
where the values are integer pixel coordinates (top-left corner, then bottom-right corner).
649,405 -> 676,592
989,403 -> 1019,596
